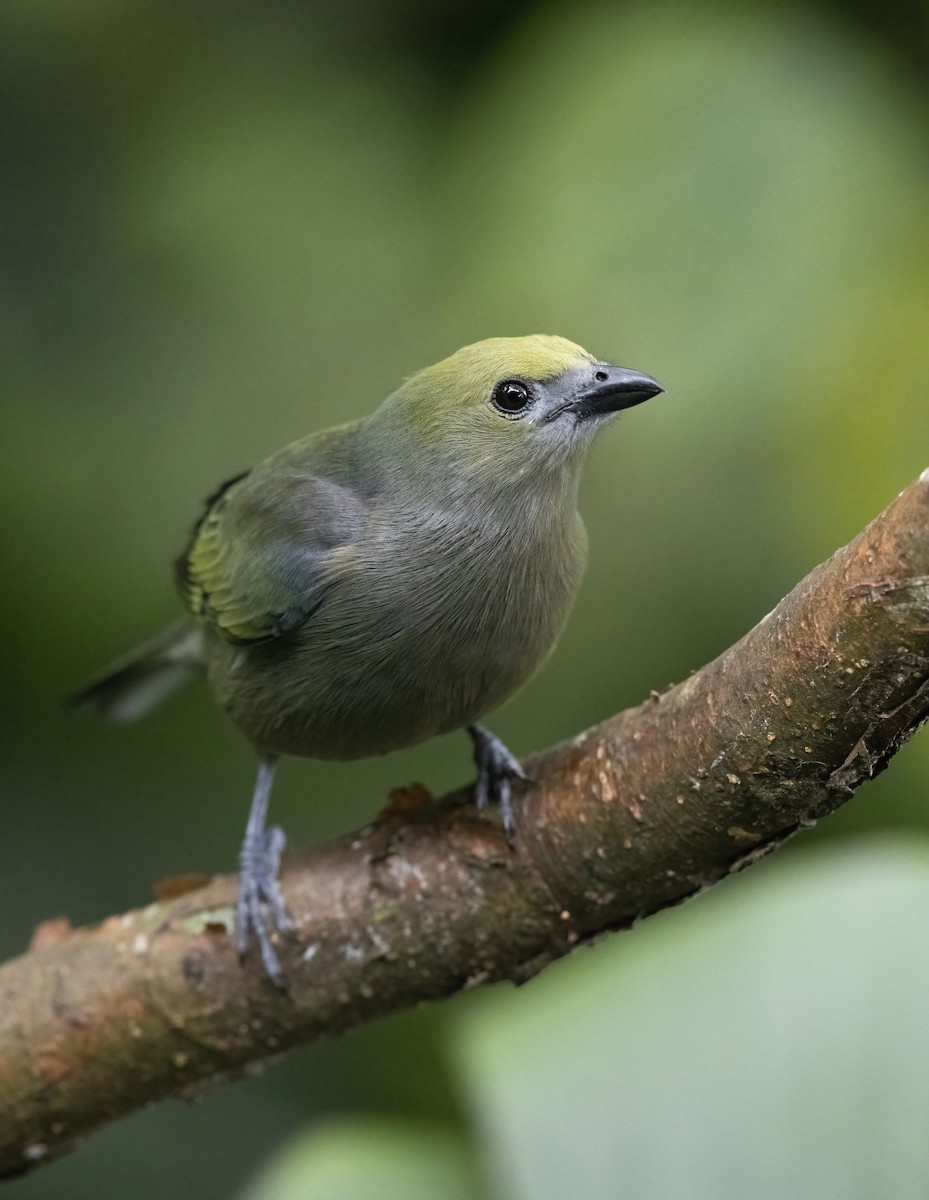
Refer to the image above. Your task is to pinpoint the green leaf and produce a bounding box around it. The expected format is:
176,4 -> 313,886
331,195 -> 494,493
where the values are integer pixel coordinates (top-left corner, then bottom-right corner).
457,844 -> 929,1200
242,1119 -> 482,1200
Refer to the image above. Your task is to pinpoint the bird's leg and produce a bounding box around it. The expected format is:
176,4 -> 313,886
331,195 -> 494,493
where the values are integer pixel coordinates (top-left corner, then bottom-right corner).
468,724 -> 530,840
235,753 -> 293,988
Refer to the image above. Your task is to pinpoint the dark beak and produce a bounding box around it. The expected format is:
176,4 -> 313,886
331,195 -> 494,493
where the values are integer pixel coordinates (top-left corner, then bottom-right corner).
569,365 -> 664,420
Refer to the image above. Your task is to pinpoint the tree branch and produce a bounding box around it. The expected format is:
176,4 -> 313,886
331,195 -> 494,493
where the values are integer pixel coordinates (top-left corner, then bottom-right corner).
4,470 -> 929,1178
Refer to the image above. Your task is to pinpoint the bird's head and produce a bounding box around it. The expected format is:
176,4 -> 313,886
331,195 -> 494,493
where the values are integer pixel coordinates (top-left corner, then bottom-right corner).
376,335 -> 662,491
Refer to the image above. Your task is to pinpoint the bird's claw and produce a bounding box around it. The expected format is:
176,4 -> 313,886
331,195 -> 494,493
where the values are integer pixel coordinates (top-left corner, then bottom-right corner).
470,724 -> 531,841
235,824 -> 293,989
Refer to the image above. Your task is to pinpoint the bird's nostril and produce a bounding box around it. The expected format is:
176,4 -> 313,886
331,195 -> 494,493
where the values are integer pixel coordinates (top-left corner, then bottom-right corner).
595,370 -> 608,382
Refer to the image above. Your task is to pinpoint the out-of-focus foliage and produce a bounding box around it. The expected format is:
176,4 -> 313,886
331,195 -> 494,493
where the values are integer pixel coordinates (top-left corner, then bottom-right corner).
243,1121 -> 482,1200
247,842 -> 929,1199
2,0 -> 927,1196
459,841 -> 929,1200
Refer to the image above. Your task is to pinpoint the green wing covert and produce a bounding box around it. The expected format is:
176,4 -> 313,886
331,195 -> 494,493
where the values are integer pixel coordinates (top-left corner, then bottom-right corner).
175,466 -> 365,645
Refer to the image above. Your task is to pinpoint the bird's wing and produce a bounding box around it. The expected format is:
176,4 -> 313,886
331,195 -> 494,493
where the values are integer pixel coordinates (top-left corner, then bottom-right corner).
175,465 -> 366,645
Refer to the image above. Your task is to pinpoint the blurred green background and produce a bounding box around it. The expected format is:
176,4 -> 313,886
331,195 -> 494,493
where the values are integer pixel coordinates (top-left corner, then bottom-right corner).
3,0 -> 929,1196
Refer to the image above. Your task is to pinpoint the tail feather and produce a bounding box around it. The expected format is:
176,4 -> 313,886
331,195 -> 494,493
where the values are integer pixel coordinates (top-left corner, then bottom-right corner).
70,620 -> 205,724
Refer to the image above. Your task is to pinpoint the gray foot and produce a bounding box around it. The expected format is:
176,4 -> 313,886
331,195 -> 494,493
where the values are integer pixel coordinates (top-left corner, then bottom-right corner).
468,724 -> 530,839
236,824 -> 293,988
235,755 -> 293,989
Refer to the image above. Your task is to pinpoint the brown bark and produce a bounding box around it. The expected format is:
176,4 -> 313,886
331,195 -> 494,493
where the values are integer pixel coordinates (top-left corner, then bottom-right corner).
3,470 -> 929,1178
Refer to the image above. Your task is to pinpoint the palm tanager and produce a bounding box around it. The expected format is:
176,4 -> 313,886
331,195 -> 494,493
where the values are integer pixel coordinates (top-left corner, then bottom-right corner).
73,334 -> 662,986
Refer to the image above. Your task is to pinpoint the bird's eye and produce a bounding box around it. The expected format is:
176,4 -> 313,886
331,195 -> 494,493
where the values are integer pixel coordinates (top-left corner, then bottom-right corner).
491,379 -> 533,418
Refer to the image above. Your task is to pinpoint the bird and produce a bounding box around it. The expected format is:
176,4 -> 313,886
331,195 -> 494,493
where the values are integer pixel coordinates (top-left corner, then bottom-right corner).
72,334 -> 662,986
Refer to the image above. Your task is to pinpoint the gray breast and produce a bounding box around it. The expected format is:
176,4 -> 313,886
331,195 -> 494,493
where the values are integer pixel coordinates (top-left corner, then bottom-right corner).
211,504 -> 587,760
